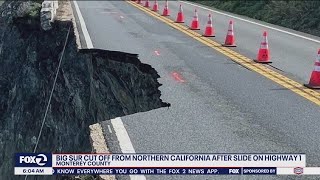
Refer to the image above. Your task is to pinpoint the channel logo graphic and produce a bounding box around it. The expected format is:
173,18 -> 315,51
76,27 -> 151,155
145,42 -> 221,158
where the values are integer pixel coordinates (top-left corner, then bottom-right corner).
294,167 -> 303,175
15,153 -> 52,167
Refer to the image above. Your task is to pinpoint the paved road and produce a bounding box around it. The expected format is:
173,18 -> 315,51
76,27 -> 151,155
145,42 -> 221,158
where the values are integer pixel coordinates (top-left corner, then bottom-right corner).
73,1 -> 320,179
176,0 -> 320,83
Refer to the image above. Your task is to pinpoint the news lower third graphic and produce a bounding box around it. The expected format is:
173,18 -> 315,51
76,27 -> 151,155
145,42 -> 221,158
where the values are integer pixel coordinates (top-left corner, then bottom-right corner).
14,153 -> 52,175
13,153 -> 320,175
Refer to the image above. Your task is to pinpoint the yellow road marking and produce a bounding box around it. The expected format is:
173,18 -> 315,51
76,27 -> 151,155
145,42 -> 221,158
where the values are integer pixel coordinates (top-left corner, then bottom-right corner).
127,1 -> 320,106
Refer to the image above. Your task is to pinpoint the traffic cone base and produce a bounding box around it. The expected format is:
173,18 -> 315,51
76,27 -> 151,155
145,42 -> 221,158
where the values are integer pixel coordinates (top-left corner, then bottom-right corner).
304,84 -> 320,89
254,48 -> 272,63
153,4 -> 158,11
253,59 -> 272,64
222,44 -> 237,47
203,34 -> 215,37
176,16 -> 184,23
162,9 -> 170,16
255,51 -> 272,63
190,26 -> 200,30
190,21 -> 200,30
203,29 -> 215,37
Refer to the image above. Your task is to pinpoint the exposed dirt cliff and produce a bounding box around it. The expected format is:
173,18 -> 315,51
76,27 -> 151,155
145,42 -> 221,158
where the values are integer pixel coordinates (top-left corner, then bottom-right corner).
0,1 -> 169,179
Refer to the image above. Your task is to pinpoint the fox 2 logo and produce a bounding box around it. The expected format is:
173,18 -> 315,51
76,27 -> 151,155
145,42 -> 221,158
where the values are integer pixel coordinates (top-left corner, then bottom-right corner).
15,153 -> 51,167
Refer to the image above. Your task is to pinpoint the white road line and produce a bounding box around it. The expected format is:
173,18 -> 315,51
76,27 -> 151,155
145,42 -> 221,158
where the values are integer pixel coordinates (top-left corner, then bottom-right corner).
179,0 -> 320,44
72,2 -> 145,179
111,118 -> 147,180
73,1 -> 94,48
111,118 -> 135,153
107,125 -> 113,133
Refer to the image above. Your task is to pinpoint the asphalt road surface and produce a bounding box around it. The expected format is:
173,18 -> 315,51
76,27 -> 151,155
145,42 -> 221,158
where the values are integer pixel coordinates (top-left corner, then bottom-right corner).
72,1 -> 320,179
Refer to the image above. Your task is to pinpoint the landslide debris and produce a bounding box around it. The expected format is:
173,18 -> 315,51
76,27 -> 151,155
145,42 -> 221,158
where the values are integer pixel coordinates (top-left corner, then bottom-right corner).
0,1 -> 169,179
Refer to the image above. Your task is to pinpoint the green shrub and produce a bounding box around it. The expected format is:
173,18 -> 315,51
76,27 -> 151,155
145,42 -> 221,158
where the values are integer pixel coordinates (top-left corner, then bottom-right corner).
188,0 -> 320,37
27,2 -> 42,18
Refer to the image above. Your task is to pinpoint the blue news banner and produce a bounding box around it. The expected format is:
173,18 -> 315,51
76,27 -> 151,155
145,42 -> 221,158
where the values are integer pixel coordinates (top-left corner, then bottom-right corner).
14,153 -> 279,175
53,167 -> 277,175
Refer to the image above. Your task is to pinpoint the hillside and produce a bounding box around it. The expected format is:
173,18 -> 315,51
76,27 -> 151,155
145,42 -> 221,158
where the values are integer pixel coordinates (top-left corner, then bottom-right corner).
190,0 -> 320,37
0,1 -> 169,179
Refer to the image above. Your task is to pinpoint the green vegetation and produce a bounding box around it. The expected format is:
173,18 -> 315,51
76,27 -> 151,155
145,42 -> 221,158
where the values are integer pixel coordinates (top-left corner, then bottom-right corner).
189,0 -> 320,37
27,2 -> 42,18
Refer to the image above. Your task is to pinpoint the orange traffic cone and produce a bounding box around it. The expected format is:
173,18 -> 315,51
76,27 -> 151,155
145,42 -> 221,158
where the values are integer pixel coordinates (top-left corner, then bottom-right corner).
203,14 -> 215,37
152,0 -> 158,12
144,0 -> 150,8
190,9 -> 200,30
254,31 -> 271,63
304,49 -> 320,89
162,0 -> 170,16
222,20 -> 236,47
176,4 -> 184,23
